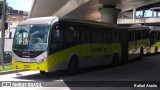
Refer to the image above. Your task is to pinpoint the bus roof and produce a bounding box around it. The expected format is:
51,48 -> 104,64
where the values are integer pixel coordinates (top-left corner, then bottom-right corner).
129,24 -> 150,30
18,16 -> 120,29
59,18 -> 119,29
150,26 -> 160,32
19,16 -> 59,25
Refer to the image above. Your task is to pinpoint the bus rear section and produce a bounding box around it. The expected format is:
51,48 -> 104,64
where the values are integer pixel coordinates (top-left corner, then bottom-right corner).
149,27 -> 160,54
120,26 -> 150,63
127,26 -> 150,60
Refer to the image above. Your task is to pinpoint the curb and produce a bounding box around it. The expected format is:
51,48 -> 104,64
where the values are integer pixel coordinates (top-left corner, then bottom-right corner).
144,52 -> 160,56
0,69 -> 26,75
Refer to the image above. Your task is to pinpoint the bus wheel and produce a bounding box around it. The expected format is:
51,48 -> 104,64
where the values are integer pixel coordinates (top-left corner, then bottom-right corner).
40,71 -> 46,75
68,57 -> 79,75
111,53 -> 119,67
139,47 -> 144,60
155,46 -> 158,54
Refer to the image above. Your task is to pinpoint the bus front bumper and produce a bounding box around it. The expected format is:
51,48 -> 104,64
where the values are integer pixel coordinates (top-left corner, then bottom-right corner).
12,60 -> 48,71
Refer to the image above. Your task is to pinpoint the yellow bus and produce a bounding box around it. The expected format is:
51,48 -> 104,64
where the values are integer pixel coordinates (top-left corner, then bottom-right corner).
12,17 -> 150,75
128,25 -> 150,59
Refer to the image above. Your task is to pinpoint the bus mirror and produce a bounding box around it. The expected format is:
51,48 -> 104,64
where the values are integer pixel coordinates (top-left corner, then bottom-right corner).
55,30 -> 59,37
5,22 -> 8,30
9,32 -> 12,39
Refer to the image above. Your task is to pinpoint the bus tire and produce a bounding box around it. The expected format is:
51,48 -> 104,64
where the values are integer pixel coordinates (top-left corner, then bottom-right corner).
155,46 -> 158,54
40,71 -> 46,75
139,47 -> 144,60
68,56 -> 79,75
111,53 -> 119,67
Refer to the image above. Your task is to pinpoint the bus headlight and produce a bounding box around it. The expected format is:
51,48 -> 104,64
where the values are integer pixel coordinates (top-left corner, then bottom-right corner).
12,57 -> 17,61
37,57 -> 47,64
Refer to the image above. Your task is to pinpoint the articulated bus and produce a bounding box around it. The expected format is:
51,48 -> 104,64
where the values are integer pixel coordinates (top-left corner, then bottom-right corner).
128,25 -> 150,59
149,26 -> 160,53
12,17 -> 150,74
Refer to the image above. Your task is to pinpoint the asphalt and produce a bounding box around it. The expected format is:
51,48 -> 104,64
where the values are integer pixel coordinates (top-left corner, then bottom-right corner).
0,52 -> 157,75
1,54 -> 160,90
0,55 -> 160,90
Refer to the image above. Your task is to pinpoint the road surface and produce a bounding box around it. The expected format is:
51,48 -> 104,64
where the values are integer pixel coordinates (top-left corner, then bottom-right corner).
0,55 -> 160,90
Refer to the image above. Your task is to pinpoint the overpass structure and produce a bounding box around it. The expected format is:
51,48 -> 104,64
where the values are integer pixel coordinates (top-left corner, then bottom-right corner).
29,0 -> 160,24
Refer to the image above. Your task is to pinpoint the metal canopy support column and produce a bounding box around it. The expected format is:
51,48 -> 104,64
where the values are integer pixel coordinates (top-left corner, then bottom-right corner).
99,5 -> 120,24
133,9 -> 136,23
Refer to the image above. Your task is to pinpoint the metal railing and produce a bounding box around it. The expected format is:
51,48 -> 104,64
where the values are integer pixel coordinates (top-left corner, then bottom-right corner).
117,16 -> 160,24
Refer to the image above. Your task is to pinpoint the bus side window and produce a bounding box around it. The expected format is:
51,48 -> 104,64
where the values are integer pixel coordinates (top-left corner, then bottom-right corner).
81,26 -> 91,43
51,25 -> 63,49
65,26 -> 80,43
72,28 -> 80,42
101,29 -> 110,44
93,29 -> 103,43
136,31 -> 141,40
112,30 -> 119,43
158,32 -> 160,40
150,32 -> 155,44
102,30 -> 106,44
129,31 -> 132,41
129,31 -> 135,41
106,30 -> 110,44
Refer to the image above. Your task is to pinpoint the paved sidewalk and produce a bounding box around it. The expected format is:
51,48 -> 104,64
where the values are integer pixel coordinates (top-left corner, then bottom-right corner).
0,69 -> 26,75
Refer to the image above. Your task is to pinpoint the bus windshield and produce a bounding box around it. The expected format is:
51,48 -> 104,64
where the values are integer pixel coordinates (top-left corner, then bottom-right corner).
13,24 -> 50,51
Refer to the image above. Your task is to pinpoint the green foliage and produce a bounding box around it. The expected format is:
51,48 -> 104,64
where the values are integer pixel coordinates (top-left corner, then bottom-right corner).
0,1 -> 2,17
0,1 -> 13,18
0,64 -> 14,72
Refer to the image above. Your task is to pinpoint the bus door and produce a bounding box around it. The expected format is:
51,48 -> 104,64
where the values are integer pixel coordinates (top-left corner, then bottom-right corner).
106,30 -> 111,57
150,31 -> 160,45
81,29 -> 91,58
150,31 -> 157,45
128,30 -> 137,59
111,29 -> 120,55
136,30 -> 144,54
149,31 -> 160,53
91,29 -> 103,58
133,31 -> 137,53
135,30 -> 141,55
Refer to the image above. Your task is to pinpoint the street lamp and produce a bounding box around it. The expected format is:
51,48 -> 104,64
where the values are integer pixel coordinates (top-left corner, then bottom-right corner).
1,0 -> 6,69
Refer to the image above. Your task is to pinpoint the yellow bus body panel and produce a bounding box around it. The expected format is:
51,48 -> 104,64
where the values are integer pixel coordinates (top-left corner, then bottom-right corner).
12,43 -> 123,71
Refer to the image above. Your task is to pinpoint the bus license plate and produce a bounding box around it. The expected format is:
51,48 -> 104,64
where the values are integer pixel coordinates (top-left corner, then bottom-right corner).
24,65 -> 30,69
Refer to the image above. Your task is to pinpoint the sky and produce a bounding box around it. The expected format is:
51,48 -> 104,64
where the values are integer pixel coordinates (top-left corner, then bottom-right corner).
5,0 -> 158,17
7,0 -> 33,12
136,10 -> 160,17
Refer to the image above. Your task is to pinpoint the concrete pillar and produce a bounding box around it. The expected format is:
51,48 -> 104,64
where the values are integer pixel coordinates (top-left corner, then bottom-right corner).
133,9 -> 136,23
122,12 -> 124,19
99,6 -> 120,24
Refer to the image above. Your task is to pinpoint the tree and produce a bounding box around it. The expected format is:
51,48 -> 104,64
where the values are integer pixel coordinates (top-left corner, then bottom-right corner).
0,1 -> 13,18
7,5 -> 13,14
0,1 -> 2,17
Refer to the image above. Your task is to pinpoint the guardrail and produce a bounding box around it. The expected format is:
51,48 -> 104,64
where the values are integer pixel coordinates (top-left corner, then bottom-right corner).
117,17 -> 160,24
